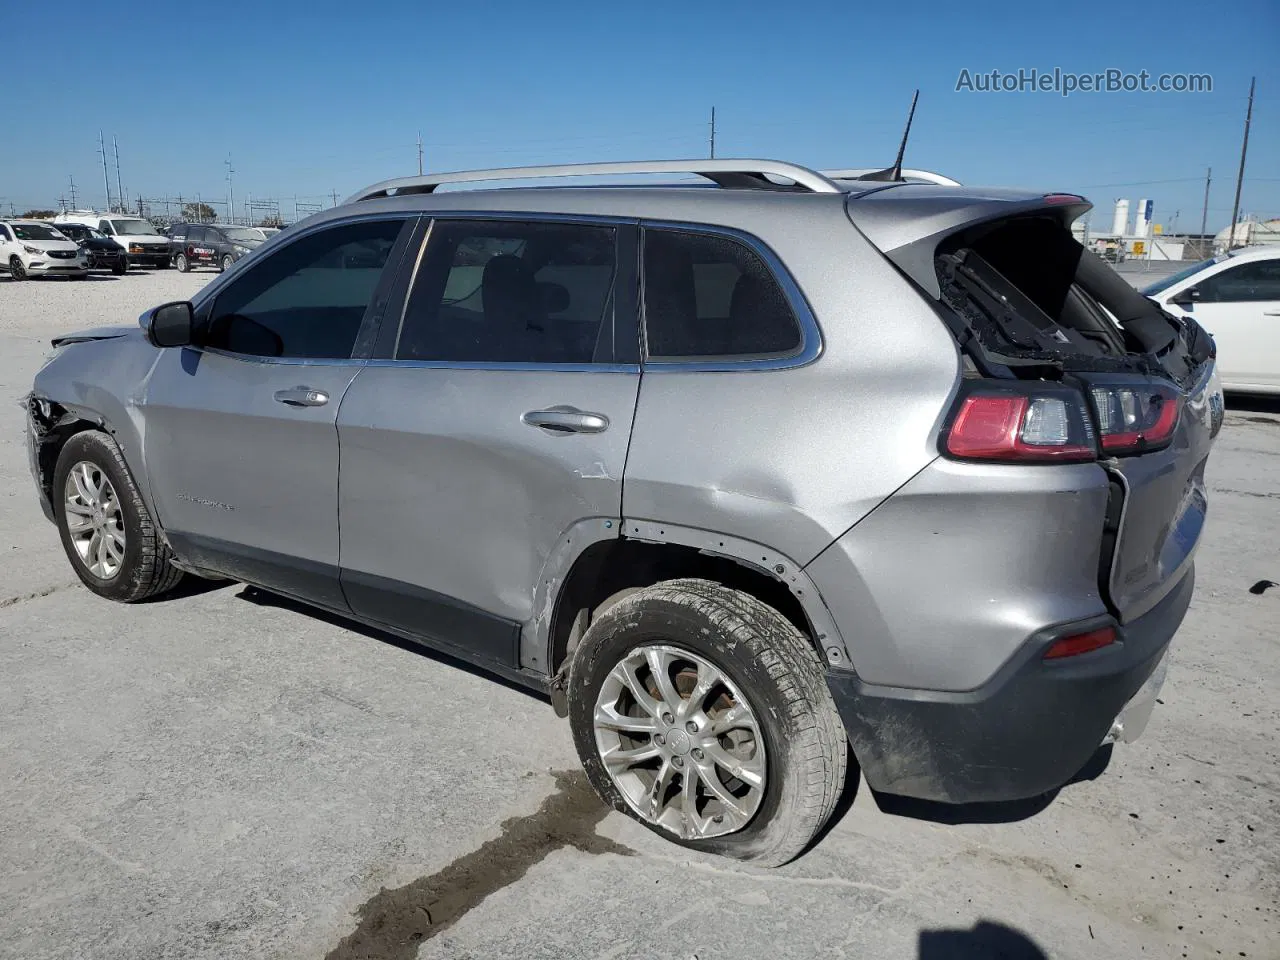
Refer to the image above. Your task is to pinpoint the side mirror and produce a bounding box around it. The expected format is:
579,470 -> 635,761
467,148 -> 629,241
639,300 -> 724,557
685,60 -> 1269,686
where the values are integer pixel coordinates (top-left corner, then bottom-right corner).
147,301 -> 194,348
1170,287 -> 1200,307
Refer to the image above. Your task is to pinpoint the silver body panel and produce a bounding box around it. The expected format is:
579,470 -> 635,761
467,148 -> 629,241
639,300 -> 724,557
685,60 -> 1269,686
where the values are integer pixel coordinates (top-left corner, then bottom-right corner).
336,364 -> 639,631
806,458 -> 1112,691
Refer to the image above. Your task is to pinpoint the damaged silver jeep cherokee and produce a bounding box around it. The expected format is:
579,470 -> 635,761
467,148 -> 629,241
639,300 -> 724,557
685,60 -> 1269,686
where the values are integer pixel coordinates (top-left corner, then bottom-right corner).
26,160 -> 1222,865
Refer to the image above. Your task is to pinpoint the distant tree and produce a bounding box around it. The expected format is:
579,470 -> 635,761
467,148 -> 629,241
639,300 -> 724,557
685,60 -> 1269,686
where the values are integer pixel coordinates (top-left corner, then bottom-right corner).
21,209 -> 58,220
256,214 -> 284,228
181,202 -> 217,223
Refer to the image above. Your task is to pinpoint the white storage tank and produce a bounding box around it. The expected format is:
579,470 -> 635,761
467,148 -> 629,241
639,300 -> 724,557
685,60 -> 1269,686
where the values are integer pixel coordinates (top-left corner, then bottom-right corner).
1133,199 -> 1153,238
1112,199 -> 1130,236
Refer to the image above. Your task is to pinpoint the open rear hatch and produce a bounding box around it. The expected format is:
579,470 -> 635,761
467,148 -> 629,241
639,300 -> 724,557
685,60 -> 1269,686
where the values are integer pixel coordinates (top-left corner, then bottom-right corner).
853,192 -> 1223,622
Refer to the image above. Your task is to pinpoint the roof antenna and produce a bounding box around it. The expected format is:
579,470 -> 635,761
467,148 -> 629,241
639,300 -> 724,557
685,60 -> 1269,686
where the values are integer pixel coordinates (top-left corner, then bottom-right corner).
858,89 -> 919,182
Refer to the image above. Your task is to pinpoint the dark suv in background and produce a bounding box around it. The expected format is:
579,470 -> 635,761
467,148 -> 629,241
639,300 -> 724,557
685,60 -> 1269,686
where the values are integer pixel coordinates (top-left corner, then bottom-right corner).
166,223 -> 266,272
48,222 -> 129,275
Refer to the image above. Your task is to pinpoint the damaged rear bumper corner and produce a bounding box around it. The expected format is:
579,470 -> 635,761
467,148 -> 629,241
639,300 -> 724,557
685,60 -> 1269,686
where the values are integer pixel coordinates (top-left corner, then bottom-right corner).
826,567 -> 1194,805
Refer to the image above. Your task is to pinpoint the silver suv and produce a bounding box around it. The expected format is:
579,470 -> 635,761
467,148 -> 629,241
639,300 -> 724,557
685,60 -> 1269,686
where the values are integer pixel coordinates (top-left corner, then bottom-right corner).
26,160 -> 1223,866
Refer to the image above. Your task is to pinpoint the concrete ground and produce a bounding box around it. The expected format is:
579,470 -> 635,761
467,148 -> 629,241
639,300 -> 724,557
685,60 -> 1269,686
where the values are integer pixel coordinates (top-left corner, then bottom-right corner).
1,269 -> 1277,960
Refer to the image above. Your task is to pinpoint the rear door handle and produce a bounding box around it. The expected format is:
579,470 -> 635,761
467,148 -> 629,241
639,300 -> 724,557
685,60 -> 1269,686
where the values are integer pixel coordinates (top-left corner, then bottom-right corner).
1263,310 -> 1280,316
273,386 -> 329,407
521,407 -> 609,434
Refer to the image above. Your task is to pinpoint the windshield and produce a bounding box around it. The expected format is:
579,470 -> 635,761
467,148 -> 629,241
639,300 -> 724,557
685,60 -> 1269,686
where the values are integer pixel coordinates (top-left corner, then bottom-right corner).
111,219 -> 159,236
12,223 -> 68,241
1141,257 -> 1223,296
221,227 -> 264,243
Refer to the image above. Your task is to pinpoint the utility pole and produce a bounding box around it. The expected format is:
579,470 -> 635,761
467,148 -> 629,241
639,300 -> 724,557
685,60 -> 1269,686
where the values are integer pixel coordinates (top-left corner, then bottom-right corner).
331,188 -> 339,207
417,131 -> 424,175
68,175 -> 78,209
709,106 -> 716,159
99,131 -> 113,211
1228,76 -> 1255,250
113,136 -> 124,215
225,155 -> 235,224
1198,167 -> 1211,256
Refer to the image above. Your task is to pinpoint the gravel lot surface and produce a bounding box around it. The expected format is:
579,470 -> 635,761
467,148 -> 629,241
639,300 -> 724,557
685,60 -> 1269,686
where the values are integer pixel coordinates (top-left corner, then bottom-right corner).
1,269 -> 1277,960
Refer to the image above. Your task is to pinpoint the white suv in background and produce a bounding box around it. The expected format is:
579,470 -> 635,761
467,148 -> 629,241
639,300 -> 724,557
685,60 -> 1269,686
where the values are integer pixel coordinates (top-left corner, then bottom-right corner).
0,220 -> 88,280
1143,245 -> 1280,395
53,212 -> 172,269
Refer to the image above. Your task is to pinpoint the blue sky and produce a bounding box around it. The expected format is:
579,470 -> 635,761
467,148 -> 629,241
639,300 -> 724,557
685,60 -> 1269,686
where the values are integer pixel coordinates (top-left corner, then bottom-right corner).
4,0 -> 1277,232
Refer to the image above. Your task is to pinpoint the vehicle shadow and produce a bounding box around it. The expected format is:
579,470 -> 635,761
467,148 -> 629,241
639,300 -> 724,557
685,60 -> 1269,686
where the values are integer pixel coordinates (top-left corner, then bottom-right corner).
138,574 -> 233,603
870,745 -> 1112,825
1226,392 -> 1280,415
234,585 -> 550,703
918,920 -> 1048,959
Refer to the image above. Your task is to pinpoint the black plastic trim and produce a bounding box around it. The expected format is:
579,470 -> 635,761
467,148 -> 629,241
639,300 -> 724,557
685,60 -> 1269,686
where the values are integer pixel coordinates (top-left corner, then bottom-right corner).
342,569 -> 522,669
827,567 -> 1194,803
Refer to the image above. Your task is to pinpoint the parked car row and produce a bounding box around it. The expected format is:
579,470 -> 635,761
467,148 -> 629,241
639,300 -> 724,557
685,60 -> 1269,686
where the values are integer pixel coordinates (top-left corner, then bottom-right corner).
1,213 -> 284,280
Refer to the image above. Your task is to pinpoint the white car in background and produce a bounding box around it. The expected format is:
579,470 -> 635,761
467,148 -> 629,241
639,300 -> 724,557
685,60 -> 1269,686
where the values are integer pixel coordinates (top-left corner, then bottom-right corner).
1144,245 -> 1280,395
54,212 -> 172,269
0,220 -> 88,280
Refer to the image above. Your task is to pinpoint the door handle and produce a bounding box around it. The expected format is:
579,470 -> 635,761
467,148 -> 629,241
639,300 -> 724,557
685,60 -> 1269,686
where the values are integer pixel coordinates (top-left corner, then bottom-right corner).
1264,310 -> 1280,316
273,386 -> 330,407
521,407 -> 609,434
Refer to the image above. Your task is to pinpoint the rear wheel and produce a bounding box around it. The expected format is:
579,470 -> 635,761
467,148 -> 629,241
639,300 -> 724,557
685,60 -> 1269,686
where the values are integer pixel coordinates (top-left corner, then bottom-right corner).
174,253 -> 189,273
9,256 -> 27,281
53,431 -> 185,602
568,578 -> 847,866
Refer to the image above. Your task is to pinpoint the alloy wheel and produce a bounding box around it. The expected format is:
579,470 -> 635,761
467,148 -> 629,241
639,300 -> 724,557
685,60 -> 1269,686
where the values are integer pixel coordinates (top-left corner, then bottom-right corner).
593,643 -> 767,840
63,461 -> 126,579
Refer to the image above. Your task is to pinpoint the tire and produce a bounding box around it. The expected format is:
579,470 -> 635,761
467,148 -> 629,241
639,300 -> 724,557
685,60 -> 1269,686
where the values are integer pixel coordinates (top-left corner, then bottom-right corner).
9,256 -> 27,281
568,578 -> 847,866
111,260 -> 127,276
155,259 -> 170,270
52,431 -> 186,602
219,254 -> 234,272
174,253 -> 189,273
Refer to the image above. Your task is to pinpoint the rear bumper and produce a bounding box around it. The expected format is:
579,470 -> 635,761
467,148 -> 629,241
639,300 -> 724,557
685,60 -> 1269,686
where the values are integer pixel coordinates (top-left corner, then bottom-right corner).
827,567 -> 1194,804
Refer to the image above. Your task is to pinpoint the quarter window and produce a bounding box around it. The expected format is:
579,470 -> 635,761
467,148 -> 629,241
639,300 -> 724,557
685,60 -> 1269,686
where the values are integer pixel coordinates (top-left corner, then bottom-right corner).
203,217 -> 406,359
397,220 -> 617,364
642,228 -> 802,360
1196,259 -> 1280,303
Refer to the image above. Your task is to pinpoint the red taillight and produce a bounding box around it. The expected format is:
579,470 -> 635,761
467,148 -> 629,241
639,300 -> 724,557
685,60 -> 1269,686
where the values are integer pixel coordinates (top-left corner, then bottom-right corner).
1042,193 -> 1085,205
1044,626 -> 1117,660
1090,383 -> 1181,454
946,392 -> 1096,463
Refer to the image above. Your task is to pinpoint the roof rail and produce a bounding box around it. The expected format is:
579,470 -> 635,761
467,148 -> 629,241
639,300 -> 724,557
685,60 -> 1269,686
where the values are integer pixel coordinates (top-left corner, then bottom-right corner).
346,159 -> 841,204
822,168 -> 962,187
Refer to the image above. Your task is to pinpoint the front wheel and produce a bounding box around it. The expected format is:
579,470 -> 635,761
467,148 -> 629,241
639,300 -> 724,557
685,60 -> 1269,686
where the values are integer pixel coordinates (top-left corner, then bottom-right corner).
9,256 -> 28,281
53,431 -> 186,602
568,578 -> 848,866
174,253 -> 189,273
219,254 -> 234,272
111,259 -> 127,275
154,259 -> 170,270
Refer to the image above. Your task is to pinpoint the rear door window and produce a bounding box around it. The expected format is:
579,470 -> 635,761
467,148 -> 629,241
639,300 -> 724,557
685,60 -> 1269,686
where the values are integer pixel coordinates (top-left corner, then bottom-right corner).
204,217 -> 408,359
641,227 -> 801,360
396,219 -> 617,364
